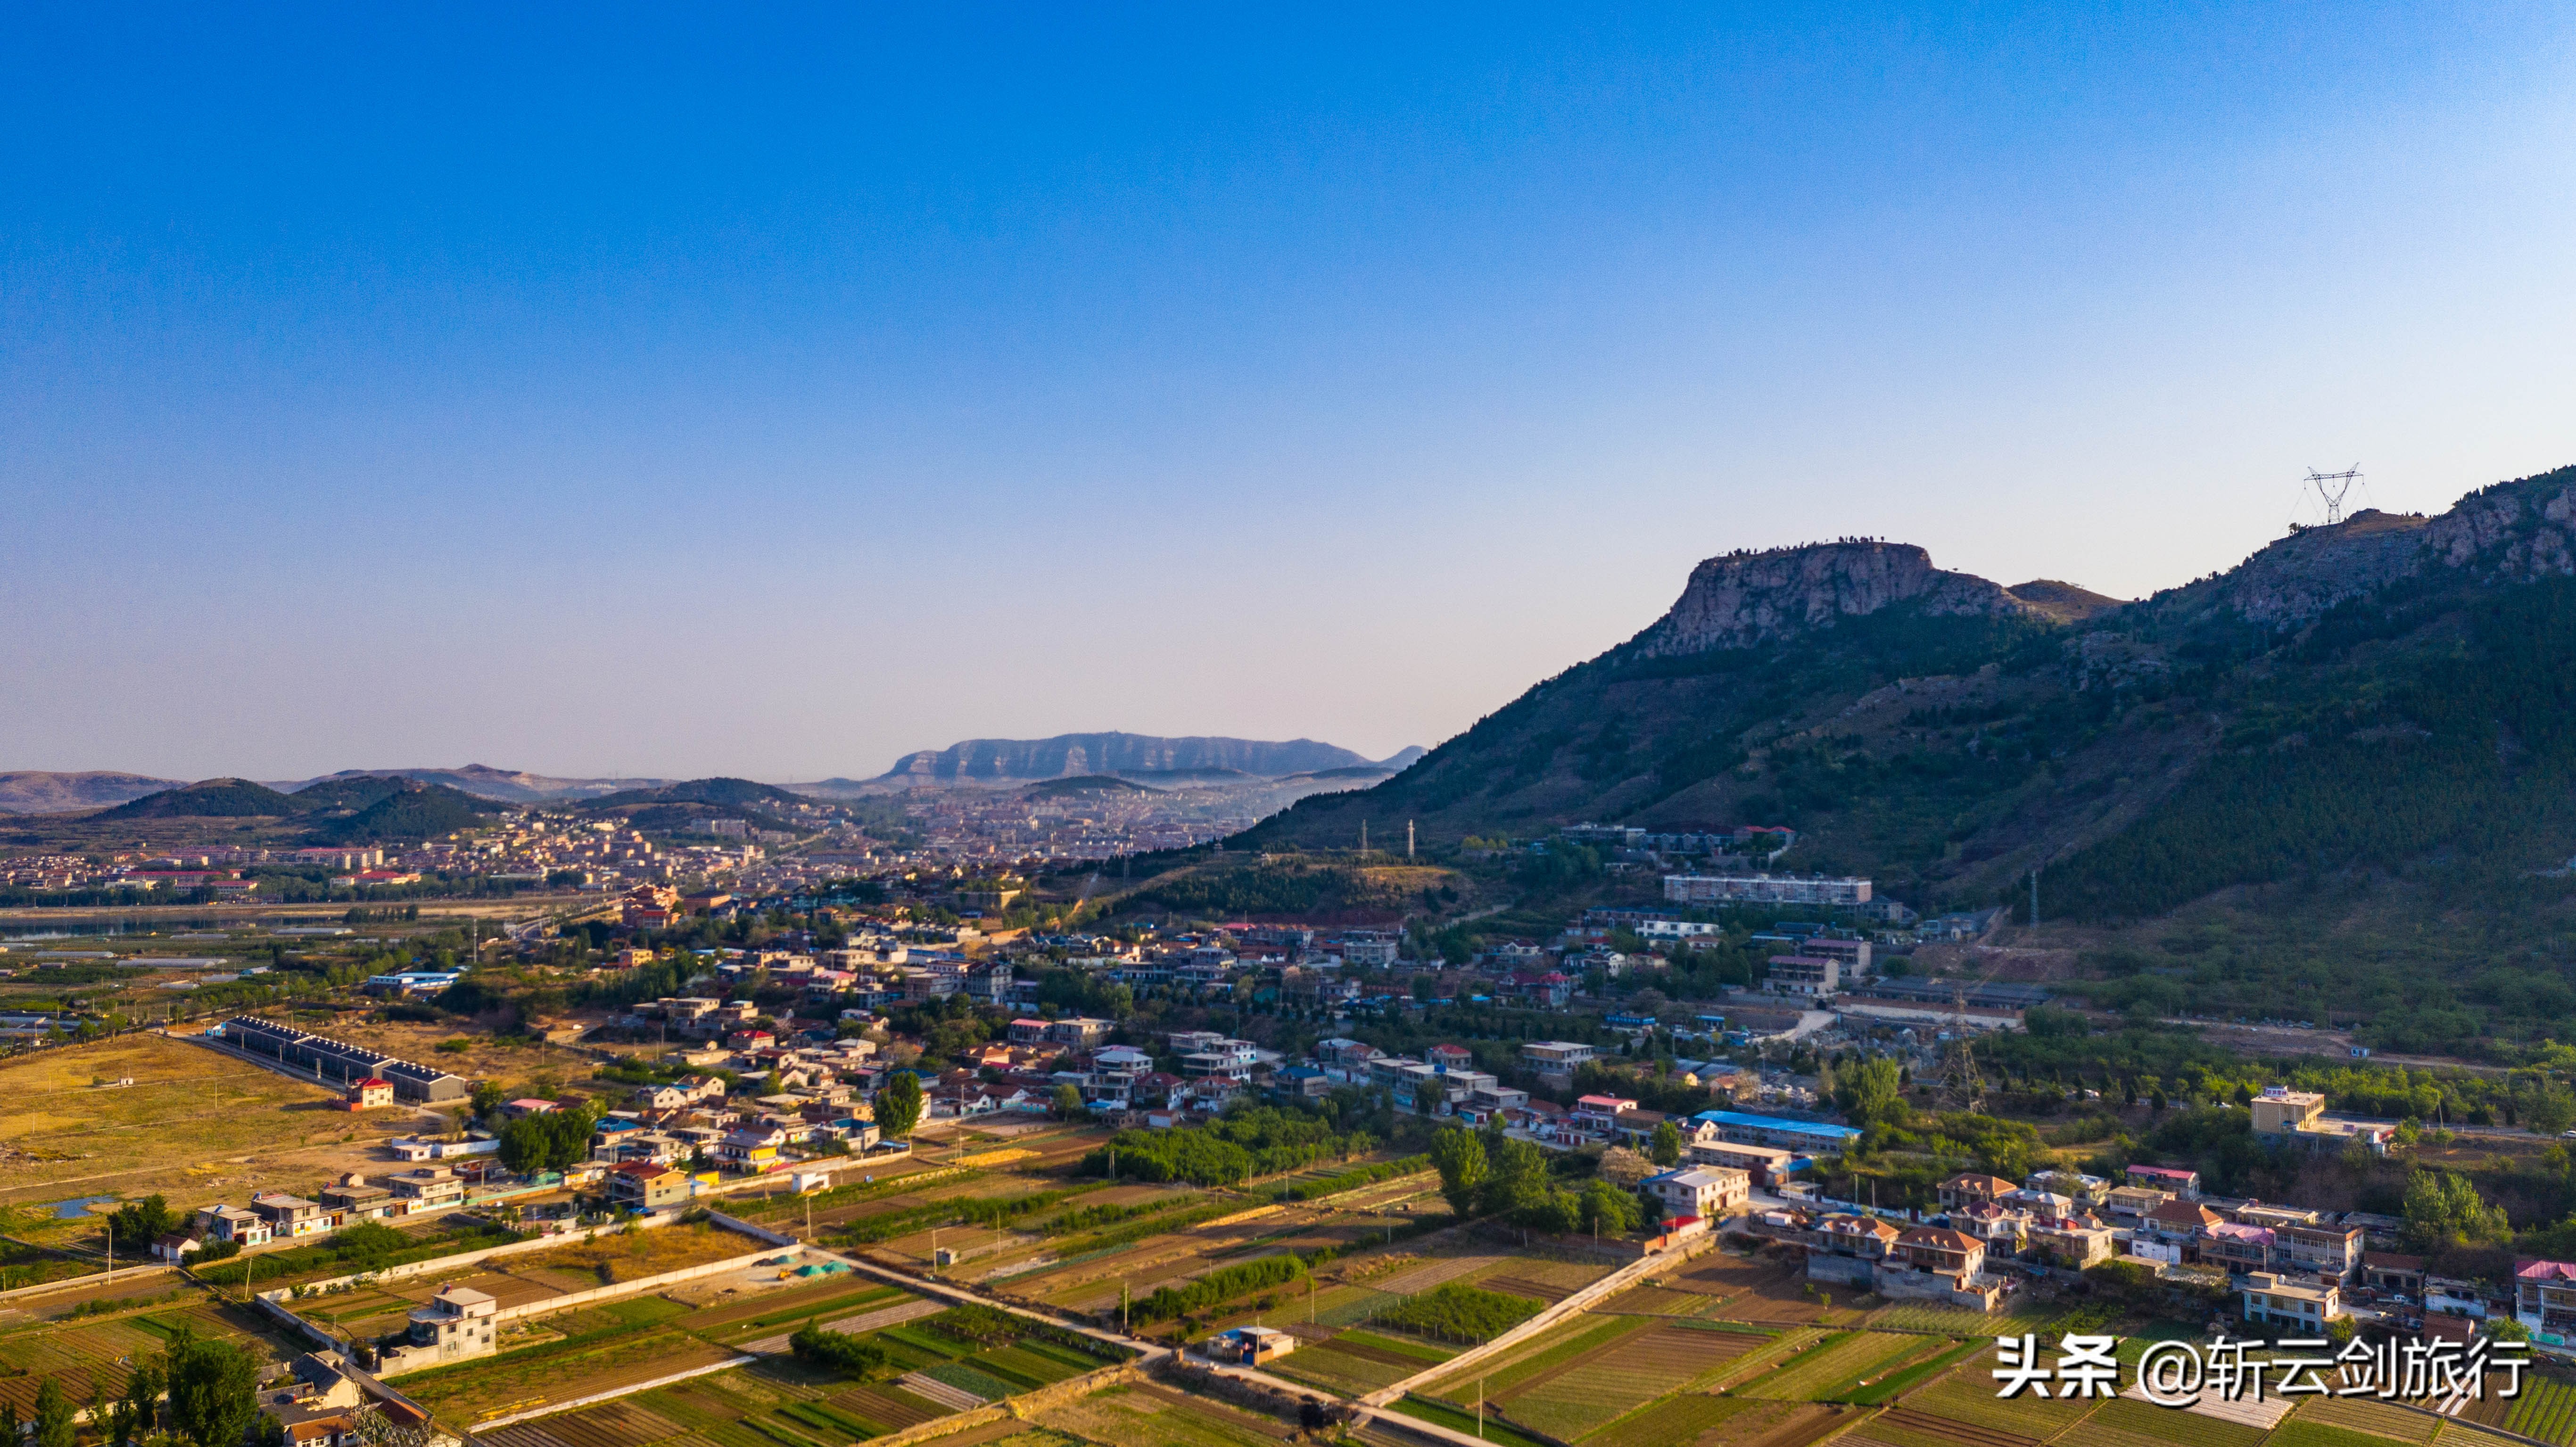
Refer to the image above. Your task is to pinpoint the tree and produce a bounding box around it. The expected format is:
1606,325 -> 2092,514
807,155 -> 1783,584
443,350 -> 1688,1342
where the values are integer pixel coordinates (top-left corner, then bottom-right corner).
498,1103 -> 598,1174
1648,1121 -> 1683,1167
468,1079 -> 507,1120
105,1195 -> 175,1256
1428,1127 -> 1488,1218
1515,1188 -> 1581,1234
874,1071 -> 925,1140
163,1328 -> 261,1447
1478,1135 -> 1550,1219
1051,1083 -> 1087,1121
124,1361 -> 162,1444
2526,1085 -> 2576,1138
2403,1170 -> 2510,1251
790,1320 -> 890,1376
2,1400 -> 21,1447
1577,1178 -> 1640,1236
33,1378 -> 74,1447
1840,1057 -> 1906,1126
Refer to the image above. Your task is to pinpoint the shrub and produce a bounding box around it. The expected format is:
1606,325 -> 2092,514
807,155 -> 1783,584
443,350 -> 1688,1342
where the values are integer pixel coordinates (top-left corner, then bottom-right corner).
1372,1283 -> 1542,1343
791,1322 -> 890,1377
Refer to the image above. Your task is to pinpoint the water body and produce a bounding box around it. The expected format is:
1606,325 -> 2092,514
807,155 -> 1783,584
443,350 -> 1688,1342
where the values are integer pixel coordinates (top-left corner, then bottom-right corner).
48,1196 -> 118,1219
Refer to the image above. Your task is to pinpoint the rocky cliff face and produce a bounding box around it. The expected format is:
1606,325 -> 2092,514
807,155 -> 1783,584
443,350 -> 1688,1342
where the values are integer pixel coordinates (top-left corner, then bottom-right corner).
878,732 -> 1375,783
1630,541 -> 2034,656
2150,465 -> 2576,630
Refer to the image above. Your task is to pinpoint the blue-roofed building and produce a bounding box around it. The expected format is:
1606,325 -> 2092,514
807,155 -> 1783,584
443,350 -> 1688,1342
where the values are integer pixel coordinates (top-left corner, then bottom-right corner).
1692,1110 -> 1864,1154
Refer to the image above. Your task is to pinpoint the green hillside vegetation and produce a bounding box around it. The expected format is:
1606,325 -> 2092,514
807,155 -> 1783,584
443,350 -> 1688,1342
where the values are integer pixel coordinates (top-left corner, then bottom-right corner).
92,777 -> 302,819
1225,465 -> 2576,1048
586,776 -> 804,808
304,781 -> 498,842
1022,775 -> 1161,797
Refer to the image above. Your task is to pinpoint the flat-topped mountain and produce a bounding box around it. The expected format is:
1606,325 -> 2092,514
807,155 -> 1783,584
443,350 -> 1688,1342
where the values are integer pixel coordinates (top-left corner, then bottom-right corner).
873,732 -> 1399,785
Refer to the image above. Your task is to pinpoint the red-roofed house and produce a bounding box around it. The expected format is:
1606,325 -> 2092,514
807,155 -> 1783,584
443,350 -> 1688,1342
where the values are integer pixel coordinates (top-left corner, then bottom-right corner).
344,1077 -> 395,1111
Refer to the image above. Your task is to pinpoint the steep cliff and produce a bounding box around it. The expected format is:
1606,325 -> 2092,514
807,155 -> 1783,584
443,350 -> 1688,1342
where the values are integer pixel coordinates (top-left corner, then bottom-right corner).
877,732 -> 1375,784
1629,541 -> 2034,656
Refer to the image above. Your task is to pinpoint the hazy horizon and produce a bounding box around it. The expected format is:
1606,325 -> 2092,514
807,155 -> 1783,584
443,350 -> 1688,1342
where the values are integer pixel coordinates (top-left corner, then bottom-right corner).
8,6 -> 2574,781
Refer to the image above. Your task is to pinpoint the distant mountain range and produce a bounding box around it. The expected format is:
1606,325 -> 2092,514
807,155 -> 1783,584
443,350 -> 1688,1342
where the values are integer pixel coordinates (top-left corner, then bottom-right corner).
273,765 -> 671,803
2,739 -> 1427,814
0,771 -> 187,814
79,775 -> 504,841
845,733 -> 1424,789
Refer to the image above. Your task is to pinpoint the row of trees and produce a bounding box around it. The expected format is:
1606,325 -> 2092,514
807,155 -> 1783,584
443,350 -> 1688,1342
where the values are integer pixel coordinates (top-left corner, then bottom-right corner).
1428,1125 -> 1641,1237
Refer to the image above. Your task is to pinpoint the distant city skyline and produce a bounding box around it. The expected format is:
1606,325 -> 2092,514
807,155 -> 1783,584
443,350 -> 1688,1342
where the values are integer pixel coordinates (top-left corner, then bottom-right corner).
6,5 -> 2574,780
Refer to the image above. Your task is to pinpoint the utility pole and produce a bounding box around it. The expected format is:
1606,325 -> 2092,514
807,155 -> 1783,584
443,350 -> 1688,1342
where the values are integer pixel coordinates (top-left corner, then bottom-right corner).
1407,821 -> 1415,859
2030,867 -> 2039,929
1360,822 -> 1367,857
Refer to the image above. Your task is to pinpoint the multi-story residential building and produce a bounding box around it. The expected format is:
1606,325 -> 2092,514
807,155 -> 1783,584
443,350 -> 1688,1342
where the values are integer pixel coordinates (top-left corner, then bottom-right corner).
319,1174 -> 394,1221
391,1285 -> 498,1368
1520,1041 -> 1597,1078
385,1166 -> 466,1212
2102,1186 -> 2174,1222
2124,1164 -> 2201,1197
1664,872 -> 1871,907
1876,1226 -> 1999,1309
250,1192 -> 330,1240
718,1127 -> 785,1173
192,1204 -> 272,1247
1686,1138 -> 1800,1188
2243,1272 -> 2344,1331
2200,1222 -> 2275,1275
607,1162 -> 694,1211
1939,1174 -> 2019,1214
1642,1166 -> 1750,1223
2026,1214 -> 2116,1268
2279,1223 -> 2366,1283
2516,1259 -> 2576,1339
1764,955 -> 1840,998
1801,1213 -> 1903,1287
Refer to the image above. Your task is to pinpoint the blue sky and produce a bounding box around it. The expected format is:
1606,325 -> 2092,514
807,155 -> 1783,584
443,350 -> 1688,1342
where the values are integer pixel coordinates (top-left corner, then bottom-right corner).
6,4 -> 2574,781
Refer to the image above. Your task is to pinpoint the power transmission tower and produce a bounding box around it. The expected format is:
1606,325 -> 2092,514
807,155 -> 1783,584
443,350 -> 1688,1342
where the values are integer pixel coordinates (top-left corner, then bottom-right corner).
1939,985 -> 1988,1113
2305,467 -> 2363,526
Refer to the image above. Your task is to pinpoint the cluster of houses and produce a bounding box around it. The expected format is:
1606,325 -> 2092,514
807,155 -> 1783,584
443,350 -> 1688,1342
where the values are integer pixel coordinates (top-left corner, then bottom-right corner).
1744,1155 -> 2568,1342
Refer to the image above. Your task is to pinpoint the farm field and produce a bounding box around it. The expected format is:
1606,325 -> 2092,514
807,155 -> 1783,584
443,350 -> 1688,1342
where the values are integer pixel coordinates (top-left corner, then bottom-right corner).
1586,1392 -> 1755,1447
1264,1328 -> 1453,1397
0,1287 -> 300,1420
439,1286 -> 1136,1436
1036,1381 -> 1293,1447
312,1220 -> 772,1341
0,1032 -> 420,1216
2500,1373 -> 2576,1445
2291,1399 -> 2441,1445
1742,1332 -> 1944,1403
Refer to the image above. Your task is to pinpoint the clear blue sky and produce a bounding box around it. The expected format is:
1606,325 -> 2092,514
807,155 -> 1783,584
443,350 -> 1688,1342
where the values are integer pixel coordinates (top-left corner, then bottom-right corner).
6,4 -> 2573,781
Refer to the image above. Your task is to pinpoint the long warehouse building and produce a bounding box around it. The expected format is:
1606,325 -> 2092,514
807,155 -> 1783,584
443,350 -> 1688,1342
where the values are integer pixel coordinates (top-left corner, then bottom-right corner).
219,1016 -> 470,1102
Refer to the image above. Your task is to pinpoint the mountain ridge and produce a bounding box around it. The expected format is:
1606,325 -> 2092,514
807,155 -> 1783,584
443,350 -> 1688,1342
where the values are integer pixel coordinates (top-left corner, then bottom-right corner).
871,732 -> 1394,785
1244,464 -> 2576,943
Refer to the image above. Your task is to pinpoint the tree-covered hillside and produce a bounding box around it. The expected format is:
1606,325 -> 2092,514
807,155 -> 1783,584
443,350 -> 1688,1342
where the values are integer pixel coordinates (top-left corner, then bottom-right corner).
1241,469 -> 2576,1040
